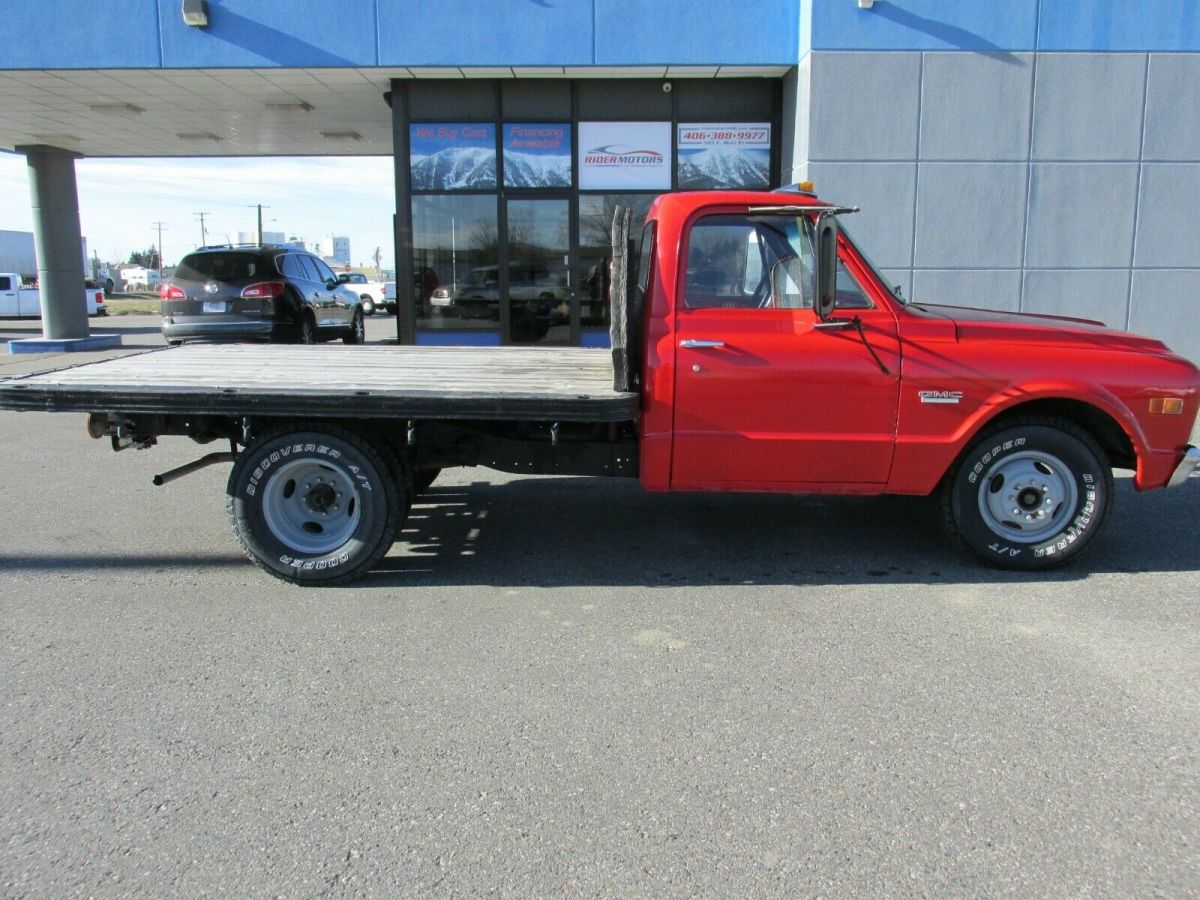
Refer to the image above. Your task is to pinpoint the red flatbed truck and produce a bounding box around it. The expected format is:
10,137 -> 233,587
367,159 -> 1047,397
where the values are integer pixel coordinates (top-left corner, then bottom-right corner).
0,188 -> 1197,585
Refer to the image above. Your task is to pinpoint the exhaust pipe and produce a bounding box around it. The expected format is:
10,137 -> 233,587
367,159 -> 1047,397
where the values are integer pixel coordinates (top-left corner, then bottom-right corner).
153,452 -> 236,486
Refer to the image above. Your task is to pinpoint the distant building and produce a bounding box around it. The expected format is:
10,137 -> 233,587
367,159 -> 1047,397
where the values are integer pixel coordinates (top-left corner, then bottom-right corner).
232,230 -> 287,246
319,234 -> 351,266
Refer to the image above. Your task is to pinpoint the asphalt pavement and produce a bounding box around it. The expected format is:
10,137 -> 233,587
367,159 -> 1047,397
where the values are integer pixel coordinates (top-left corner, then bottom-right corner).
1,315 -> 1198,896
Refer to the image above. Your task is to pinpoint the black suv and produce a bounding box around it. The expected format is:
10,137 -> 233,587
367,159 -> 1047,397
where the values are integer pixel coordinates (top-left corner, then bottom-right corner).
160,245 -> 365,345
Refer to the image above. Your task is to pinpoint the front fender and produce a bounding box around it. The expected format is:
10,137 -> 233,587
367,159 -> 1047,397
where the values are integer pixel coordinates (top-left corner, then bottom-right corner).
888,380 -> 1151,495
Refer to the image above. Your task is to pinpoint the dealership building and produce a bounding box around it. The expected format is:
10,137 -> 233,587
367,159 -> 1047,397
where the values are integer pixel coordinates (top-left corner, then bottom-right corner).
1,1 -> 1198,360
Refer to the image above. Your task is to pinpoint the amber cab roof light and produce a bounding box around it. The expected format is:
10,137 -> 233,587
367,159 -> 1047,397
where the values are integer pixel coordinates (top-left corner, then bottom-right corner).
774,181 -> 817,197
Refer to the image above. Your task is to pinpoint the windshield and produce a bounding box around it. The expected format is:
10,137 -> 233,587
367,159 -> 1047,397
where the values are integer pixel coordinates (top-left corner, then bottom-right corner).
174,252 -> 263,282
839,224 -> 904,305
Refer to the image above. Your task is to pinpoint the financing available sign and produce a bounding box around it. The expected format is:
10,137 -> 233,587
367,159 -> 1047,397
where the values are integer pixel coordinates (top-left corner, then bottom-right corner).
503,124 -> 572,188
578,122 -> 671,190
677,123 -> 771,190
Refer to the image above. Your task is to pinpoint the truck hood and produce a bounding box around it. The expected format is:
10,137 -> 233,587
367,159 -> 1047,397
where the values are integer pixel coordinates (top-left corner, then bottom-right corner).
907,302 -> 1173,354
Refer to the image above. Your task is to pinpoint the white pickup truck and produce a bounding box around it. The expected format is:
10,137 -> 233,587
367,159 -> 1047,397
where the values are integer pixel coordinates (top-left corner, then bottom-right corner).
336,271 -> 395,315
0,273 -> 107,317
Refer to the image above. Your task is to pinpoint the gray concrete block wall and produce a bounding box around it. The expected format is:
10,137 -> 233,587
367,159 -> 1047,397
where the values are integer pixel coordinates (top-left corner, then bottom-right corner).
787,50 -> 1200,363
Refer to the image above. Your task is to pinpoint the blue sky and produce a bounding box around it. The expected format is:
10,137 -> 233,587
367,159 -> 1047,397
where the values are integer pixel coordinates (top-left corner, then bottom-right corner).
0,152 -> 397,270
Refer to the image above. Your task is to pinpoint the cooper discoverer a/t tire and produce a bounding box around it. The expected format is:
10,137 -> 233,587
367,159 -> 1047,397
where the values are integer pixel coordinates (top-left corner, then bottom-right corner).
226,426 -> 403,585
942,418 -> 1112,570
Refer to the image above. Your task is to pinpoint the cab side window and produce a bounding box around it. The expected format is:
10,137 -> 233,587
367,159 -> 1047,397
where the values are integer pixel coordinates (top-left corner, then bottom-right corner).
683,214 -> 815,310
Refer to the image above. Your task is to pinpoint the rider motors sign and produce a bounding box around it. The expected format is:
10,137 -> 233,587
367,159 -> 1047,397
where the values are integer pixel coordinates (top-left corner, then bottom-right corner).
578,122 -> 671,190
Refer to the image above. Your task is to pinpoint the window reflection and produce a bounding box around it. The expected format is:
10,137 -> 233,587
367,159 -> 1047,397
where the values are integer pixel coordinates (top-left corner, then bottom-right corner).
578,194 -> 655,336
413,195 -> 500,336
507,199 -> 570,345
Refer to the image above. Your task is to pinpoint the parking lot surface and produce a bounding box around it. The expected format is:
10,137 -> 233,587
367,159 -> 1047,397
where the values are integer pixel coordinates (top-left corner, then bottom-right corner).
1,316 -> 1198,896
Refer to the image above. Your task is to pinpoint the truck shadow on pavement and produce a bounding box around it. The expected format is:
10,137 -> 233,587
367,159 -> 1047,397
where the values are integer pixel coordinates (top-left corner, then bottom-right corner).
372,474 -> 1199,588
0,475 -> 1190,587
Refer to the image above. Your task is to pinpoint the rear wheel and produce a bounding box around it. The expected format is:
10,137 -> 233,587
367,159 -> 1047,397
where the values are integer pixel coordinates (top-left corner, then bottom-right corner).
343,309 -> 365,345
226,425 -> 407,585
298,314 -> 317,344
942,418 -> 1112,570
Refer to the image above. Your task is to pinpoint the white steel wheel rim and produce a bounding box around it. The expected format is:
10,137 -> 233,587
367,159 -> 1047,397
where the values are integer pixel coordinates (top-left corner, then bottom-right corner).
261,458 -> 361,554
976,450 -> 1078,544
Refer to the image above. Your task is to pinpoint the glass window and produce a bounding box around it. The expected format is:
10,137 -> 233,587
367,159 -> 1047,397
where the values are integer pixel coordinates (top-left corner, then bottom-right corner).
412,194 -> 501,336
0,276 -> 10,291
683,214 -> 815,310
835,262 -> 873,309
176,252 -> 261,281
275,253 -> 303,280
309,256 -> 337,284
297,255 -> 324,283
506,198 -> 570,345
578,193 -> 655,331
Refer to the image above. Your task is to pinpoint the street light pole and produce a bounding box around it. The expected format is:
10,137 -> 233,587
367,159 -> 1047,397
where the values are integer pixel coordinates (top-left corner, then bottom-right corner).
194,211 -> 210,247
151,221 -> 167,280
247,204 -> 270,244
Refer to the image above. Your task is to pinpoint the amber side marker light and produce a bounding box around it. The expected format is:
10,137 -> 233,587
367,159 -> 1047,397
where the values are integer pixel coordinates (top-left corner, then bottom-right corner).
1148,397 -> 1185,415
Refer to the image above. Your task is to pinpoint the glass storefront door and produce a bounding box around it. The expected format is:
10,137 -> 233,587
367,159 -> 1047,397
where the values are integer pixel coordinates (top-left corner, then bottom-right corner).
504,198 -> 572,345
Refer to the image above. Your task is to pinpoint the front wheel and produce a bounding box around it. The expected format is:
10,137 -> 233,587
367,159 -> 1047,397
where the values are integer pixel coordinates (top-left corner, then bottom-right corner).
343,309 -> 365,345
941,419 -> 1112,570
226,426 -> 407,585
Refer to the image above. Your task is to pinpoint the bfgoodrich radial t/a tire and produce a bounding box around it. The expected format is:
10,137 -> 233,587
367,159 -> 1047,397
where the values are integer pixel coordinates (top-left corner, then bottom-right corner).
226,426 -> 405,585
942,418 -> 1112,570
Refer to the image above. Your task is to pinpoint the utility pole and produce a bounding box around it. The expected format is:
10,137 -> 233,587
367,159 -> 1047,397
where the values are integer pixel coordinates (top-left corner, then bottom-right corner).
247,204 -> 270,244
151,221 -> 167,279
194,211 -> 210,247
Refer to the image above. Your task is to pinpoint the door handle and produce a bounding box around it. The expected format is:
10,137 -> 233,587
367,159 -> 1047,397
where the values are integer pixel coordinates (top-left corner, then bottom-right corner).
680,339 -> 725,349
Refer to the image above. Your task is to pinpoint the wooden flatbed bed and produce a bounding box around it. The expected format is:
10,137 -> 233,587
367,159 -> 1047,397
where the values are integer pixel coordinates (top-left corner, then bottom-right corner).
0,343 -> 639,422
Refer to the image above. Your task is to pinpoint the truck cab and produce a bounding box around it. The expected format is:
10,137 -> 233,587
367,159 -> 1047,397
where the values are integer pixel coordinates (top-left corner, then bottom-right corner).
632,190 -> 1198,566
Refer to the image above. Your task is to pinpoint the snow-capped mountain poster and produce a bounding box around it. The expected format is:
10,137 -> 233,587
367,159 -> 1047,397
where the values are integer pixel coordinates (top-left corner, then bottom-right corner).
677,123 -> 771,190
503,124 -> 572,188
410,124 -> 497,190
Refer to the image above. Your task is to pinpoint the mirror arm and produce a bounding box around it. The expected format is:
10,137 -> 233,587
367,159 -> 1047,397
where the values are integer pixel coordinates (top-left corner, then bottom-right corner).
813,318 -> 855,331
